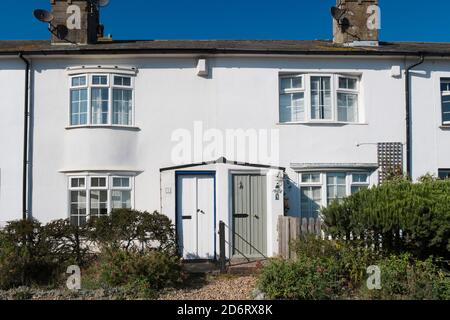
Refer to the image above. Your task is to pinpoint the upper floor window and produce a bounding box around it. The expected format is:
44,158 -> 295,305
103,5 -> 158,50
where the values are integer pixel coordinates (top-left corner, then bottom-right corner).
69,74 -> 134,127
279,74 -> 360,124
441,79 -> 450,125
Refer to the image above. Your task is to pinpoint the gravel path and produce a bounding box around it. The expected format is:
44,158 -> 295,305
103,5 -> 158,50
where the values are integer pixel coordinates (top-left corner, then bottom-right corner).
159,275 -> 258,300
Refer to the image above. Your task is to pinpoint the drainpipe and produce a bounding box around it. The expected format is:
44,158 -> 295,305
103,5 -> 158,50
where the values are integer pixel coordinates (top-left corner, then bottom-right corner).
19,53 -> 30,220
405,55 -> 425,179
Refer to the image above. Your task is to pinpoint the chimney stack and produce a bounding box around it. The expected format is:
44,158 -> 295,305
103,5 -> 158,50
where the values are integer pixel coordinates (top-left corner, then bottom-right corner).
50,0 -> 103,45
332,0 -> 379,47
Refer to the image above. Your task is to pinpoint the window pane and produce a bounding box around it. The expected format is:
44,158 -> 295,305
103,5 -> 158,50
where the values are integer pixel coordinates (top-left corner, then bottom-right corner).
338,93 -> 358,122
339,77 -> 357,90
72,76 -> 86,87
301,173 -> 320,183
352,173 -> 368,183
280,76 -> 302,91
111,190 -> 132,210
70,89 -> 88,125
91,177 -> 106,188
300,186 -> 321,219
90,190 -> 108,217
91,88 -> 109,124
438,170 -> 450,180
113,177 -> 130,188
92,75 -> 108,85
327,173 -> 346,204
71,178 -> 85,188
114,76 -> 131,86
279,92 -> 305,123
442,95 -> 450,123
70,190 -> 87,226
441,81 -> 450,92
311,77 -> 332,120
351,185 -> 368,194
113,89 -> 132,125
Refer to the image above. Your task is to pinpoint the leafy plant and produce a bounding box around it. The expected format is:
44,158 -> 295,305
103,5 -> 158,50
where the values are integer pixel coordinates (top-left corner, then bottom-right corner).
322,177 -> 450,259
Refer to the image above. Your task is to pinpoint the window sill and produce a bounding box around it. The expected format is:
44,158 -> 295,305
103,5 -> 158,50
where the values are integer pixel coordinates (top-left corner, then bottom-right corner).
65,125 -> 141,131
277,122 -> 368,127
439,125 -> 450,130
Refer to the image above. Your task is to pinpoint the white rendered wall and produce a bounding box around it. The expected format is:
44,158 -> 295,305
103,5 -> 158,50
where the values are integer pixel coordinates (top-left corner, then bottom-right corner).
0,58 -> 26,226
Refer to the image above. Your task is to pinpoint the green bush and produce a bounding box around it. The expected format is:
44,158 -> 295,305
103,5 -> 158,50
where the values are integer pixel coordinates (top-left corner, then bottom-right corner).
89,209 -> 178,255
361,254 -> 450,300
293,236 -> 379,288
322,177 -> 450,259
98,248 -> 182,298
0,220 -> 60,289
43,219 -> 93,266
258,256 -> 342,300
0,210 -> 180,294
259,237 -> 450,300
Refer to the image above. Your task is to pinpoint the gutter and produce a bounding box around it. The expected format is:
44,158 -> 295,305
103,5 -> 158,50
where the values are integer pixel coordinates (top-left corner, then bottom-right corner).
18,53 -> 30,220
405,55 -> 425,179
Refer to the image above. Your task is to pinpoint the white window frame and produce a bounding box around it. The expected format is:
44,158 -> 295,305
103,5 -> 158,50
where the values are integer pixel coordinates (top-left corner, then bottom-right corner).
69,73 -> 135,128
336,75 -> 360,123
67,174 -> 135,225
69,77 -> 88,126
350,172 -> 370,194
110,176 -> 132,190
298,171 -> 371,217
441,79 -> 450,125
279,74 -> 306,123
110,176 -> 133,211
278,73 -> 361,124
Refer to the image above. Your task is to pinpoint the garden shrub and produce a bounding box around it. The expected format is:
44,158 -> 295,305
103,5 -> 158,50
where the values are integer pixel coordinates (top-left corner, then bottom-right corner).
98,247 -> 182,298
43,219 -> 93,267
361,254 -> 450,300
258,256 -> 342,300
89,209 -> 178,255
293,236 -> 380,289
260,237 -> 450,300
0,220 -> 60,289
322,177 -> 450,259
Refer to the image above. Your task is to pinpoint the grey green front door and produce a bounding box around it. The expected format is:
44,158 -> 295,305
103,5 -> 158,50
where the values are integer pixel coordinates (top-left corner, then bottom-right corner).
232,174 -> 267,257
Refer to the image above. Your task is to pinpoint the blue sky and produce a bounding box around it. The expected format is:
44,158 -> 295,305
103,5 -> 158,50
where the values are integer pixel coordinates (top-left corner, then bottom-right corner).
1,0 -> 449,42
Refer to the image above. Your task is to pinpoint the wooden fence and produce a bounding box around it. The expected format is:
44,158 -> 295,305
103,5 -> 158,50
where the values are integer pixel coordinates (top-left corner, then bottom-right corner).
278,216 -> 323,260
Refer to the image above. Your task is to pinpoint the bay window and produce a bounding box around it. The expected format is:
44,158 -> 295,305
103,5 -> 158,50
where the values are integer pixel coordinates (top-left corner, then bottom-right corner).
69,73 -> 134,127
299,171 -> 371,218
68,175 -> 133,226
279,74 -> 361,123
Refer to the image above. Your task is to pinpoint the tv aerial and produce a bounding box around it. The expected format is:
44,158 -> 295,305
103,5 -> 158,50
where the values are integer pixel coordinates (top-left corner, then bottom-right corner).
331,6 -> 350,31
33,8 -> 70,41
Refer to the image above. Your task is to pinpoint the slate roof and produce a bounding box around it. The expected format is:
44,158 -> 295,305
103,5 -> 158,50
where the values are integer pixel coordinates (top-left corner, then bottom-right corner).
1,40 -> 450,56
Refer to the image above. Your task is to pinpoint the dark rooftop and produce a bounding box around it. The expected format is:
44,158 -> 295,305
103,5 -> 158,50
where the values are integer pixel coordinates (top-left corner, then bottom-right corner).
1,40 -> 450,56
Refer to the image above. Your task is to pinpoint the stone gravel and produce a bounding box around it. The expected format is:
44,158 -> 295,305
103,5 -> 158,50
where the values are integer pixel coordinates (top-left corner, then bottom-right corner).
159,275 -> 258,300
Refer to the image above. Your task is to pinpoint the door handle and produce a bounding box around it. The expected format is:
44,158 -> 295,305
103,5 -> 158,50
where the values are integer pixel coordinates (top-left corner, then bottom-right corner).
254,214 -> 259,219
234,214 -> 249,218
